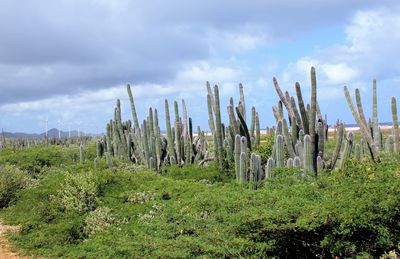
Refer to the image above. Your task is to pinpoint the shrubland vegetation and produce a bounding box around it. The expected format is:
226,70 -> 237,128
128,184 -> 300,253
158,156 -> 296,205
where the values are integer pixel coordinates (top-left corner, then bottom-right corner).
1,67 -> 400,258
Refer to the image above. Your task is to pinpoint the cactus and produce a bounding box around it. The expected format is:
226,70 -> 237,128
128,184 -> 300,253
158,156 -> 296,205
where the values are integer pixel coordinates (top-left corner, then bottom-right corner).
303,135 -> 312,173
330,123 -> 344,169
154,109 -> 162,169
385,135 -> 395,153
273,77 -> 295,120
80,144 -> 84,163
316,156 -> 324,174
282,118 -> 295,158
354,144 -> 361,160
235,107 -> 252,151
234,135 -> 241,181
239,83 -> 246,121
343,86 -> 378,160
340,132 -> 354,169
165,99 -> 176,164
309,67 -> 317,173
105,152 -> 113,168
286,158 -> 294,168
392,97 -> 399,153
275,135 -> 284,168
265,158 -> 275,178
239,152 -> 247,183
295,82 -> 309,135
293,156 -> 301,168
372,80 -> 381,148
317,121 -> 324,158
255,112 -> 260,147
126,84 -> 140,130
250,106 -> 256,138
249,153 -> 261,189
213,85 -> 224,169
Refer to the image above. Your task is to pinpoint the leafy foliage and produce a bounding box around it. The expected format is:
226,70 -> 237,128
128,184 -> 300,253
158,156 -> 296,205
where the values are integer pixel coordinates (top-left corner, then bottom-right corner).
0,164 -> 35,208
1,145 -> 400,258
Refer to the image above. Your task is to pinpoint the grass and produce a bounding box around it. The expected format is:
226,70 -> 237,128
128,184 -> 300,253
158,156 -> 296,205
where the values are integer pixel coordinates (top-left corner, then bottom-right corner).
0,143 -> 400,257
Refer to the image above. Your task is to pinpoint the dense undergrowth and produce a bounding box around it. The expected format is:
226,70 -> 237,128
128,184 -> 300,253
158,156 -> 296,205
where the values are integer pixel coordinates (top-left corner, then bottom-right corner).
0,143 -> 400,258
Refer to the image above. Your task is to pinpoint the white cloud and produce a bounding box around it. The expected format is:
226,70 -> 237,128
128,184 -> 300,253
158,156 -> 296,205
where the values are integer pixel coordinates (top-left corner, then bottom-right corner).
281,7 -> 400,99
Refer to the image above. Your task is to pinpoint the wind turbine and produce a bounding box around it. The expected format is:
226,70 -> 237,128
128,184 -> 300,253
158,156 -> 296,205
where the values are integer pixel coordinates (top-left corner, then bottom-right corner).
41,117 -> 49,138
57,119 -> 62,139
76,121 -> 81,137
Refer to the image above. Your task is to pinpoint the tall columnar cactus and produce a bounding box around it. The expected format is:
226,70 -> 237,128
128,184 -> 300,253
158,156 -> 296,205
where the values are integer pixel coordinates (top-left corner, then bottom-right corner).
249,154 -> 261,190
105,152 -> 113,168
372,80 -> 381,148
255,112 -> 260,147
354,144 -> 361,160
250,106 -> 256,139
293,156 -> 301,168
239,152 -> 247,182
316,156 -> 324,174
154,109 -> 162,169
385,135 -> 395,153
79,144 -> 84,164
234,135 -> 241,181
236,106 -> 252,150
273,77 -> 295,120
213,85 -> 224,169
303,135 -> 313,173
165,99 -> 176,164
340,132 -> 354,169
392,97 -> 399,153
295,82 -> 309,134
239,83 -> 246,121
317,122 -> 325,158
275,135 -> 284,168
207,89 -> 218,160
174,101 -> 182,164
282,118 -> 295,158
343,86 -> 378,160
309,67 -> 317,173
127,84 -> 140,130
330,123 -> 344,169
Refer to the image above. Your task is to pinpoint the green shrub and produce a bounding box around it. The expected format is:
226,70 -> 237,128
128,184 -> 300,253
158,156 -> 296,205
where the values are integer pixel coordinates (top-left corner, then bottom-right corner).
0,164 -> 35,208
126,191 -> 156,204
83,207 -> 115,237
54,171 -> 100,214
254,133 -> 275,164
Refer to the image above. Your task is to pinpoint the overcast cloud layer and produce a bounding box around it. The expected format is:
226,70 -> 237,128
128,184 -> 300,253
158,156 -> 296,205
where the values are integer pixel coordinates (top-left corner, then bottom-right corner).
1,0 -> 399,133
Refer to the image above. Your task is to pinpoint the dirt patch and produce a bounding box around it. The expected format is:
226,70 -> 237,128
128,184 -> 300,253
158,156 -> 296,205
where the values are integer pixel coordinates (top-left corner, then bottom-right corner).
0,222 -> 29,259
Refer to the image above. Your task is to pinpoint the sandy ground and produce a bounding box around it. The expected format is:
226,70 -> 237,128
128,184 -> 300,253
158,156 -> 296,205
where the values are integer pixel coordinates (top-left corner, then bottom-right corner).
0,222 -> 29,259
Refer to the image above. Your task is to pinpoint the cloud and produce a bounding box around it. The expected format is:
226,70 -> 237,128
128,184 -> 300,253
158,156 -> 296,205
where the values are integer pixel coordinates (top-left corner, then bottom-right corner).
0,0 -> 393,105
1,1 -> 399,132
283,7 -> 400,85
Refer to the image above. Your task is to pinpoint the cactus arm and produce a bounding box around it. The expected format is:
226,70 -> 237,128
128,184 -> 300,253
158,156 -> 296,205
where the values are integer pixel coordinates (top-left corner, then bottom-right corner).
295,82 -> 309,135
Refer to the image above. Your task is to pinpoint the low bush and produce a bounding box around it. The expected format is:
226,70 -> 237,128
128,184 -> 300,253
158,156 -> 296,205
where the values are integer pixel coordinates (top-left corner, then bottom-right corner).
53,171 -> 102,214
0,164 -> 35,208
83,207 -> 115,237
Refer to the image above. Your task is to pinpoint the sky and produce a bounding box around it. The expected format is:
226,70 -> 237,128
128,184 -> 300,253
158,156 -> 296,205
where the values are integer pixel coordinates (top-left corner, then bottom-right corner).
1,0 -> 400,134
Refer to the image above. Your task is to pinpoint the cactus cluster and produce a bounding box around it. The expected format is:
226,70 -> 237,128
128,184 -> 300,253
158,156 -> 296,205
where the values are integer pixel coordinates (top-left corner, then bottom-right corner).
104,85 -> 209,170
343,80 -> 400,160
266,67 -> 332,175
98,66 -> 400,183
